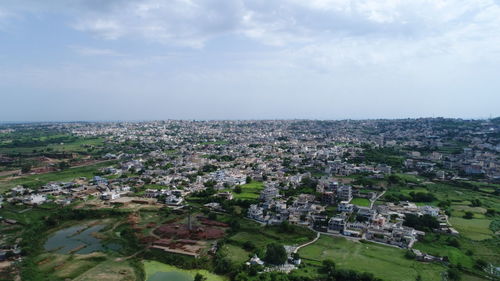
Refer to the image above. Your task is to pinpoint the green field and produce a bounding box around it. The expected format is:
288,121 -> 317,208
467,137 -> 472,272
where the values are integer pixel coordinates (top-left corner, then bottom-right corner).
224,219 -> 316,264
299,235 -> 446,281
144,260 -> 227,281
0,137 -> 105,154
0,161 -> 115,192
449,217 -> 493,241
350,197 -> 370,207
226,181 -> 265,200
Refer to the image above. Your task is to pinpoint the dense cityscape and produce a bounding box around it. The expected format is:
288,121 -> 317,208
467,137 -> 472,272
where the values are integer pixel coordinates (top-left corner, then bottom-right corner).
0,118 -> 498,281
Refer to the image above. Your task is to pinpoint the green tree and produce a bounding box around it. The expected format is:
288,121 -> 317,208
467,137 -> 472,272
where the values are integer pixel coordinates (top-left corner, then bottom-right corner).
264,243 -> 287,265
194,273 -> 206,281
321,259 -> 336,277
463,212 -> 474,219
21,164 -> 32,173
447,268 -> 461,281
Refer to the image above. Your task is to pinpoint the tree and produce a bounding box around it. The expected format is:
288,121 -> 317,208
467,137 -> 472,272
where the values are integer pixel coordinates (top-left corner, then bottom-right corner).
321,259 -> 336,277
475,259 -> 487,270
470,199 -> 482,207
234,186 -> 242,194
21,164 -> 32,173
447,268 -> 461,281
447,237 -> 460,248
264,243 -> 287,265
58,161 -> 70,170
208,212 -> 217,220
463,212 -> 474,219
194,273 -> 206,281
246,176 -> 252,184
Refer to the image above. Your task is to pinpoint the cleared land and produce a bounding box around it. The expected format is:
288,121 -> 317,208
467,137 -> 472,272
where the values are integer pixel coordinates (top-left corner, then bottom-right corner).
298,235 -> 446,281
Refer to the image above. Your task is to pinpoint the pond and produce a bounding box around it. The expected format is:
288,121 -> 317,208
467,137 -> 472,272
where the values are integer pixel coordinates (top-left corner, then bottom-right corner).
147,271 -> 193,281
44,224 -> 120,254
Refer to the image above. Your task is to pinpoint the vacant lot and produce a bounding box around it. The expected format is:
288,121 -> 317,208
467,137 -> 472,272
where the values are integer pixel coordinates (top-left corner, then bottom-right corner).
299,235 -> 446,281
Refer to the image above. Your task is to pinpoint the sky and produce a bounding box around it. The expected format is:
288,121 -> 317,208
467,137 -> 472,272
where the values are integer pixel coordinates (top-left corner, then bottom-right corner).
0,0 -> 500,121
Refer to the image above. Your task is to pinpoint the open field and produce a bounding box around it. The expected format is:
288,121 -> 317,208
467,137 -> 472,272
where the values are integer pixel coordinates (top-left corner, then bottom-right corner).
144,260 -> 227,281
449,217 -> 493,241
0,160 -> 115,192
350,197 -> 370,207
224,219 -> 316,264
298,235 -> 446,281
226,181 -> 264,200
0,137 -> 105,154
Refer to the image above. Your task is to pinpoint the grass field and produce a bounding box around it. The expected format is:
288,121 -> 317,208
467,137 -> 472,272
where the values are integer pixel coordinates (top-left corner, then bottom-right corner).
299,235 -> 446,281
143,260 -> 227,281
0,161 -> 115,192
226,181 -> 265,200
350,197 -> 370,207
449,217 -> 493,241
224,219 -> 316,264
0,137 -> 105,155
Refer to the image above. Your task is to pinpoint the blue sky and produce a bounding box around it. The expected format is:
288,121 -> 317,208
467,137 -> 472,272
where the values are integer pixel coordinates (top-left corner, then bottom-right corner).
1,0 -> 499,121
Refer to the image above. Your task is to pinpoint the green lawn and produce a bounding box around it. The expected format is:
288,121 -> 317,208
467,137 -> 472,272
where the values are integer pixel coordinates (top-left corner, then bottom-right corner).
227,181 -> 265,200
299,235 -> 446,281
350,197 -> 370,207
449,217 -> 493,241
143,260 -> 227,281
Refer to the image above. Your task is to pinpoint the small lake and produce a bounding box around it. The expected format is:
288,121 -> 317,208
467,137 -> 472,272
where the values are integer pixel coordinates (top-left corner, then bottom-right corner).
147,272 -> 193,281
44,224 -> 120,254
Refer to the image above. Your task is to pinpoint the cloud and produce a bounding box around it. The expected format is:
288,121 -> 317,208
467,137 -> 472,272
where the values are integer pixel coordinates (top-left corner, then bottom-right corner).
70,45 -> 125,57
2,0 -> 500,67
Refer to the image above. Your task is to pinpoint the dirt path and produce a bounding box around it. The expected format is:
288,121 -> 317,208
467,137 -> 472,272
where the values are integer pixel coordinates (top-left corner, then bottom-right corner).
294,232 -> 320,253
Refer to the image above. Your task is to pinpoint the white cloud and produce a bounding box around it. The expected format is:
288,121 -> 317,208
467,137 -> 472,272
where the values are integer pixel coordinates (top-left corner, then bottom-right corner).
2,0 -> 500,68
70,45 -> 125,56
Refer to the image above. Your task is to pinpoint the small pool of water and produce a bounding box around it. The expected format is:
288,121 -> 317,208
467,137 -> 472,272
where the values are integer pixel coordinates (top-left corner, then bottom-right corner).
147,271 -> 193,281
44,224 -> 120,254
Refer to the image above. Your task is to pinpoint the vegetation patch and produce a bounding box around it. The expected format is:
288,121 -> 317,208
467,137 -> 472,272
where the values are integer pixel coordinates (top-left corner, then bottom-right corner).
298,235 -> 445,281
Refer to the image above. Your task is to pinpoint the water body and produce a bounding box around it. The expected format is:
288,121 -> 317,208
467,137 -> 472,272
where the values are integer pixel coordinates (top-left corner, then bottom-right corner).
44,224 -> 120,254
147,272 -> 193,281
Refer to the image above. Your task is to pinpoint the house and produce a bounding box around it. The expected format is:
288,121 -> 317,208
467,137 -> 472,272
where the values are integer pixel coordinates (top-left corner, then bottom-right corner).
165,195 -> 183,206
247,254 -> 264,266
23,194 -> 47,205
216,191 -> 234,200
101,192 -> 120,200
338,201 -> 354,213
336,185 -> 352,201
420,206 -> 439,217
260,185 -> 279,201
328,217 -> 346,232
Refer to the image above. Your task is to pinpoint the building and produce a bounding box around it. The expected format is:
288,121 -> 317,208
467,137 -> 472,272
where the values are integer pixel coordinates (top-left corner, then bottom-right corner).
260,185 -> 279,201
328,217 -> 346,232
337,185 -> 352,201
